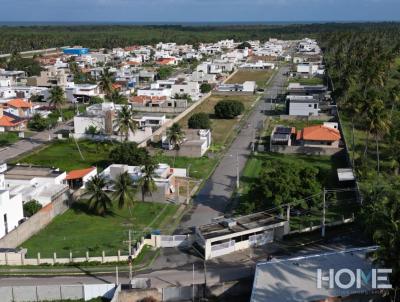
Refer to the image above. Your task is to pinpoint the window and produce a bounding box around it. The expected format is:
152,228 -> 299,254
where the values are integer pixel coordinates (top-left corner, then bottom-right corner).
314,104 -> 318,109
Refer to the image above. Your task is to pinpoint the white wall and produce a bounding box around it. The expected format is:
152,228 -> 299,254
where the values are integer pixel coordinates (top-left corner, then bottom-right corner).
289,102 -> 319,116
0,190 -> 24,238
74,116 -> 105,135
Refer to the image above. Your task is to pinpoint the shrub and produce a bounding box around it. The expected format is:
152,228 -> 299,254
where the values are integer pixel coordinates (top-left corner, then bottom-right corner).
200,83 -> 212,93
214,100 -> 245,119
110,142 -> 150,166
23,200 -> 42,217
188,112 -> 211,129
28,113 -> 48,131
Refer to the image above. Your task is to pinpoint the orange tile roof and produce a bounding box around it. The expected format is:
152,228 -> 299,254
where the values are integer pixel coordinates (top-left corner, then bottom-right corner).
298,125 -> 341,142
7,99 -> 32,109
112,83 -> 122,90
156,58 -> 176,65
0,115 -> 22,127
66,167 -> 96,180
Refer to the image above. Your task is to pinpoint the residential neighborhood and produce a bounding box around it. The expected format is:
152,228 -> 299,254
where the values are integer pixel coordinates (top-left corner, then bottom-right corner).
0,13 -> 398,302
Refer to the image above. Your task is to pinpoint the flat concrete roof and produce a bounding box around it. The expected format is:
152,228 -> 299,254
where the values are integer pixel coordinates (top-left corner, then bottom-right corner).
250,246 -> 379,302
198,211 -> 286,240
5,165 -> 64,180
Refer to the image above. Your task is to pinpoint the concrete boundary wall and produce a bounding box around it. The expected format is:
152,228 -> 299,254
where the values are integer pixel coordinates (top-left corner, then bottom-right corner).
0,237 -> 153,266
0,284 -> 116,302
0,188 -> 70,249
270,145 -> 343,156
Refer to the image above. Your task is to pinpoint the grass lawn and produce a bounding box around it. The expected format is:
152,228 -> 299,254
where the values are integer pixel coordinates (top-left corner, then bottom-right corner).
0,132 -> 19,147
288,77 -> 324,85
178,95 -> 257,146
263,116 -> 325,138
155,153 -> 217,180
12,139 -> 114,172
21,201 -> 178,258
226,70 -> 273,88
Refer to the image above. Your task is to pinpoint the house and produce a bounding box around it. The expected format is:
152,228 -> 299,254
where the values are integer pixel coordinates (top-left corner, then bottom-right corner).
162,129 -> 212,157
26,66 -> 68,88
72,102 -> 154,142
65,83 -> 101,103
287,95 -> 320,116
0,70 -> 26,86
5,99 -> 34,118
0,86 -> 50,102
171,81 -> 200,100
287,83 -> 328,96
0,107 -> 27,132
195,211 -> 289,260
239,61 -> 275,70
0,186 -> 24,239
156,58 -> 177,66
134,113 -> 167,128
66,167 -> 97,189
296,63 -> 319,75
296,123 -> 341,148
270,126 -> 296,146
250,246 -> 382,302
137,84 -> 172,98
100,163 -> 186,203
217,81 -> 256,93
2,164 -> 68,207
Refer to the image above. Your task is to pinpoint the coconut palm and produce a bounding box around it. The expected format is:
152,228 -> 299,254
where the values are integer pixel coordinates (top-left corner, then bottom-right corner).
167,123 -> 185,150
112,171 -> 136,216
99,68 -> 113,96
138,159 -> 157,202
85,175 -> 112,215
114,105 -> 138,141
106,89 -> 128,104
365,97 -> 391,173
48,86 -> 66,119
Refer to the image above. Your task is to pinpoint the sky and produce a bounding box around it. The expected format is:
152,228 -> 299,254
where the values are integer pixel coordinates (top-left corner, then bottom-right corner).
1,0 -> 400,23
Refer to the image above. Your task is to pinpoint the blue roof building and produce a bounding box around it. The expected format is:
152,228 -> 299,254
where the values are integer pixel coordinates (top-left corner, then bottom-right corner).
63,48 -> 89,55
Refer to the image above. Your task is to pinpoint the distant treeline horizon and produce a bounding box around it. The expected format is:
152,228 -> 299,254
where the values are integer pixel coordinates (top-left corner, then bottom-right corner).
0,22 -> 400,54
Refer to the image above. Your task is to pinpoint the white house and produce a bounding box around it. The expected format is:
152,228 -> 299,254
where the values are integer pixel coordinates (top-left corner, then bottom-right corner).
171,81 -> 200,100
0,187 -> 24,239
296,63 -> 319,75
287,95 -> 320,116
66,83 -> 101,103
239,61 -> 275,70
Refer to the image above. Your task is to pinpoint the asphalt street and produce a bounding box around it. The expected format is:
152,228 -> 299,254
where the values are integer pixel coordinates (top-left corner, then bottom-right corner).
182,66 -> 289,228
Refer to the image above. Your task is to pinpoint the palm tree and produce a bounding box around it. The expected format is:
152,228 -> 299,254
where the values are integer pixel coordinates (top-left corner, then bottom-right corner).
167,123 -> 185,150
106,89 -> 128,104
115,105 -> 138,141
138,159 -> 157,202
365,97 -> 391,173
99,68 -> 113,96
48,86 -> 66,119
85,175 -> 112,215
112,171 -> 136,216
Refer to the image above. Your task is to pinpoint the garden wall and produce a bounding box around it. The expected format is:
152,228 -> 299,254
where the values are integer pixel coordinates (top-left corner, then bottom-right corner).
270,145 -> 344,156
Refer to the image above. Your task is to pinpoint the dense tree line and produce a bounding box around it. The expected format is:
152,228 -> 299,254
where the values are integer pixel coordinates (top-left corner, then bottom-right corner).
1,23 -> 400,54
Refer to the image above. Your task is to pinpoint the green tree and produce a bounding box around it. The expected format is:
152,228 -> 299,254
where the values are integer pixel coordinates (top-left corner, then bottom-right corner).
167,123 -> 185,149
28,113 -> 48,131
48,86 -> 66,119
109,142 -> 150,166
114,105 -> 138,141
214,100 -> 245,119
23,200 -> 42,217
85,175 -> 112,216
85,125 -> 100,137
99,68 -> 114,96
158,66 -> 174,80
188,112 -> 211,129
112,171 -> 136,214
200,83 -> 212,94
106,89 -> 128,104
237,42 -> 252,49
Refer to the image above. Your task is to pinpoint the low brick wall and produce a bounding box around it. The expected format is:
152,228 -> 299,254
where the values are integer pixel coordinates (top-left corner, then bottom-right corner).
270,145 -> 344,156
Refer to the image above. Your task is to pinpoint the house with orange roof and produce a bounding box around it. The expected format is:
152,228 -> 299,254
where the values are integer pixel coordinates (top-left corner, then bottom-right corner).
156,57 -> 177,66
6,99 -> 33,118
66,166 -> 97,189
296,123 -> 341,148
0,106 -> 27,132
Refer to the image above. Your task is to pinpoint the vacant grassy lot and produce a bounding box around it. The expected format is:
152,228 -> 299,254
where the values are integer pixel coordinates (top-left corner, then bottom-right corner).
21,201 -> 178,258
240,152 -> 358,230
13,140 -> 114,171
179,95 -> 257,146
226,70 -> 273,88
0,132 -> 19,147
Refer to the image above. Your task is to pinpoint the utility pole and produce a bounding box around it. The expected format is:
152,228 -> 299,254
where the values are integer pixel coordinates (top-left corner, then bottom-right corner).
115,266 -> 119,285
322,188 -> 326,238
192,263 -> 195,302
123,230 -> 133,284
203,260 -> 207,299
236,151 -> 239,190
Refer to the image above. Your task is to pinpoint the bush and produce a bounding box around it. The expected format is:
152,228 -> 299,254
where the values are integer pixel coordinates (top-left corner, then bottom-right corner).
28,113 -> 48,131
110,142 -> 150,166
214,100 -> 245,119
200,83 -> 212,93
188,112 -> 211,129
23,200 -> 42,217
237,42 -> 252,49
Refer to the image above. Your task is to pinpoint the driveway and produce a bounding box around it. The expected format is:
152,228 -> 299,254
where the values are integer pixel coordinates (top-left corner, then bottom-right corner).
181,66 -> 289,228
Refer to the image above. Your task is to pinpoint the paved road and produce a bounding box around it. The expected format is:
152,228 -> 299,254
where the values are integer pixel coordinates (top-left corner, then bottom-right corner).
181,66 -> 289,228
0,121 -> 73,163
